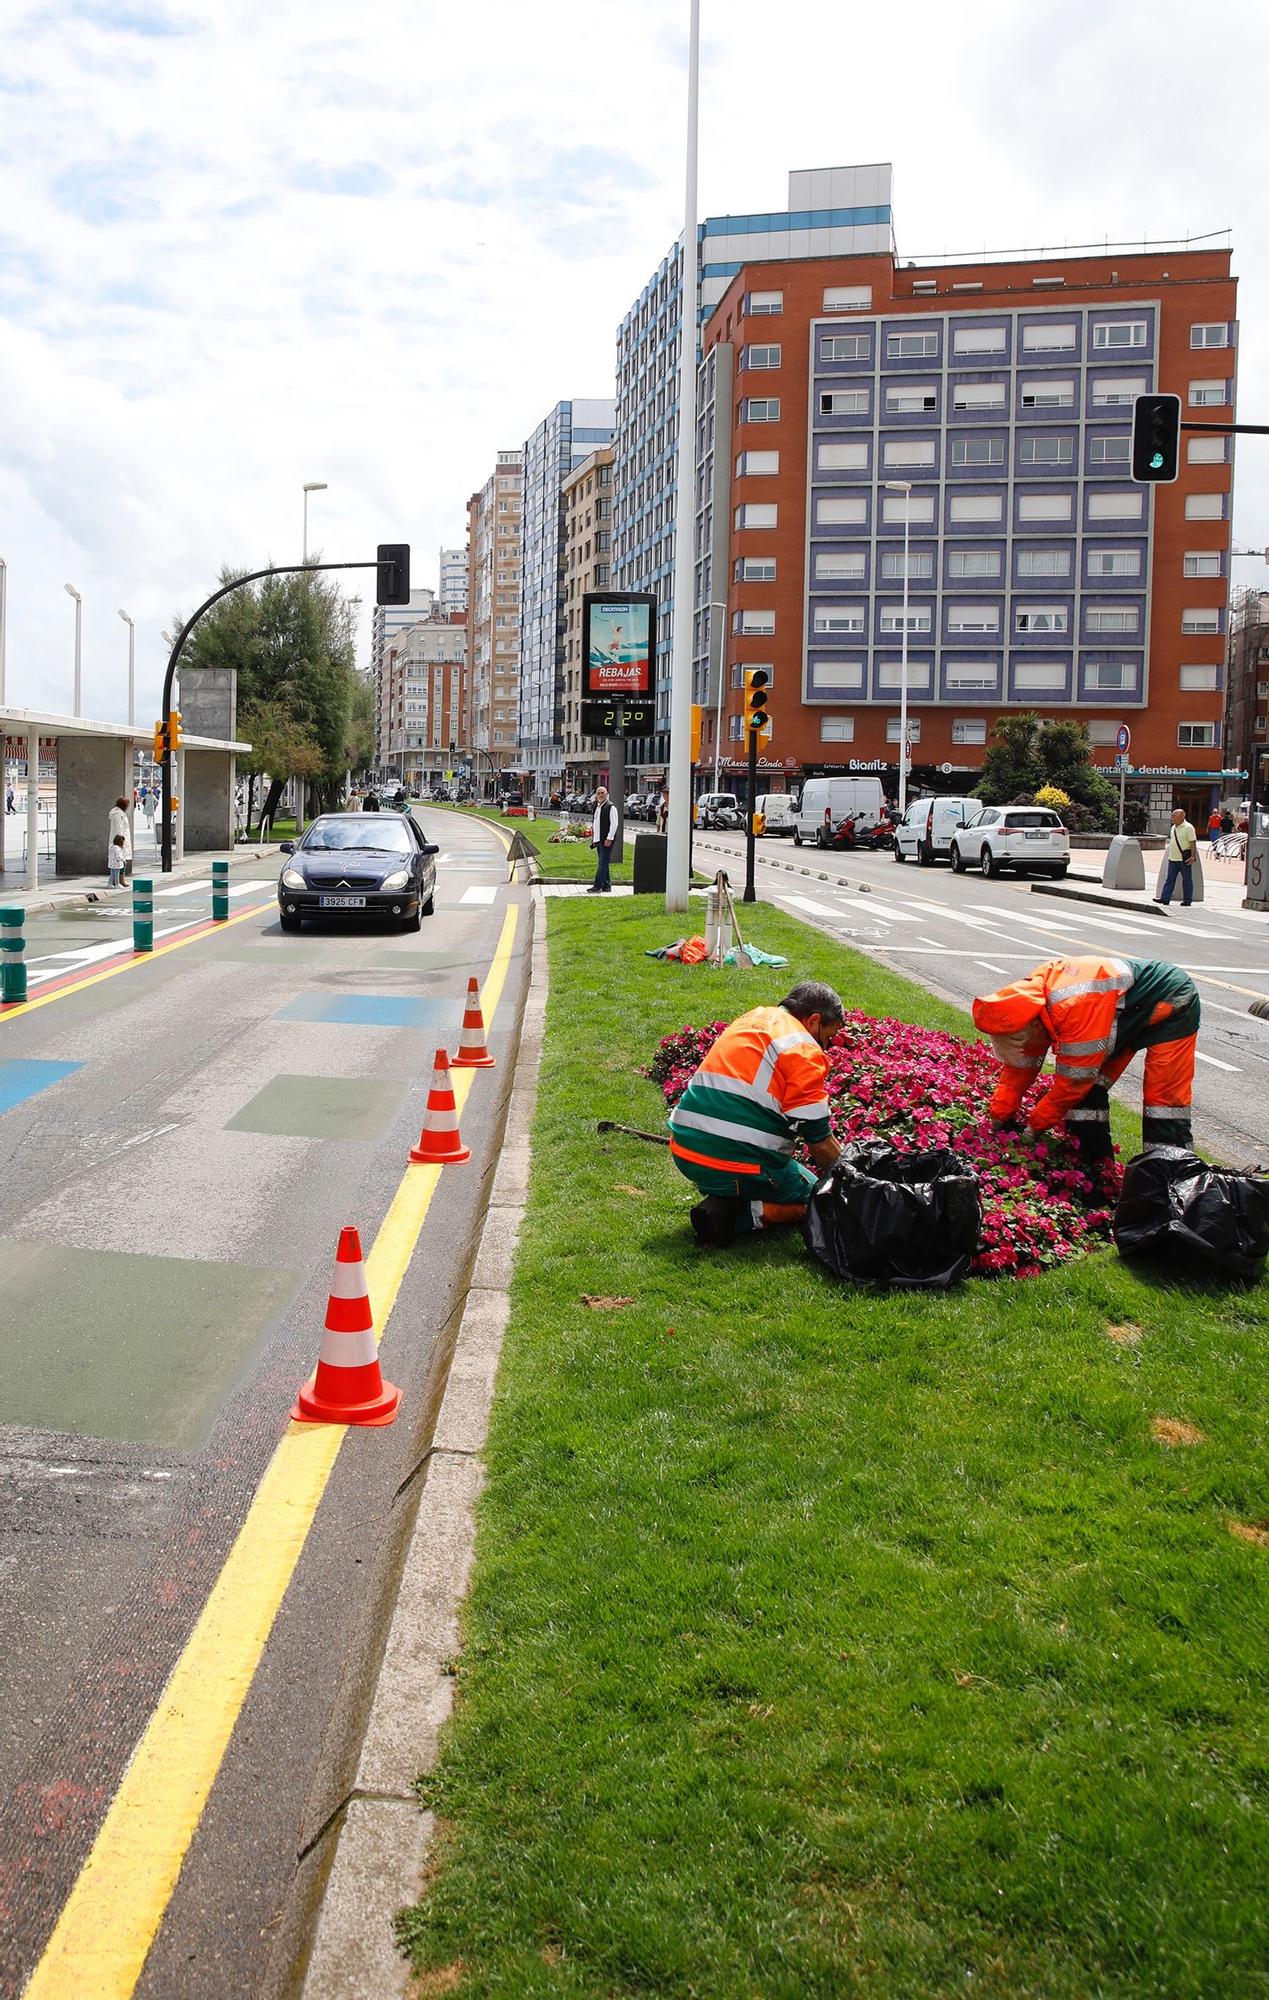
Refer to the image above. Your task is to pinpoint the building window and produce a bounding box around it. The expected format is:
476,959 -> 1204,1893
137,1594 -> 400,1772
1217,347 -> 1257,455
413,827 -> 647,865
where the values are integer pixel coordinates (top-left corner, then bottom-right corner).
1086,548 -> 1140,576
734,502 -> 777,529
947,604 -> 1000,633
949,493 -> 1004,523
819,716 -> 856,741
820,388 -> 870,416
1086,606 -> 1140,633
1184,494 -> 1224,520
1179,722 -> 1218,747
952,718 -> 988,744
951,436 -> 1004,467
743,344 -> 781,369
880,550 -> 934,580
813,659 -> 865,690
946,662 -> 998,688
1183,552 -> 1222,577
818,441 -> 869,472
1020,378 -> 1075,409
1020,434 -> 1074,466
736,557 -> 776,582
1018,547 -> 1072,577
749,289 -> 783,315
813,604 -> 866,634
882,493 -> 936,523
742,398 -> 780,422
814,551 -> 866,581
952,382 -> 1008,411
1189,379 -> 1230,406
949,549 -> 1002,579
1089,436 -> 1131,465
1180,664 -> 1219,691
1190,323 -> 1230,348
885,385 -> 938,414
1085,661 -> 1137,691
1090,374 -> 1147,407
816,495 -> 867,525
1181,608 -> 1220,635
879,606 -> 932,634
1015,605 -> 1069,633
1013,660 -> 1068,690
885,717 -> 922,742
1021,322 -> 1077,352
953,325 -> 1007,354
821,333 -> 870,362
734,609 -> 775,636
1092,321 -> 1147,349
887,331 -> 939,359
736,450 -> 779,476
883,439 -> 937,468
1088,491 -> 1144,521
1187,436 -> 1228,464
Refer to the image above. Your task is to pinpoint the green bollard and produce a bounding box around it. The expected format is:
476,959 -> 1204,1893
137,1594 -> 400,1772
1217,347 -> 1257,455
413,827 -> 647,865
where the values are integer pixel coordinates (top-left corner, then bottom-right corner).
133,877 -> 154,954
0,907 -> 27,1005
212,859 -> 230,923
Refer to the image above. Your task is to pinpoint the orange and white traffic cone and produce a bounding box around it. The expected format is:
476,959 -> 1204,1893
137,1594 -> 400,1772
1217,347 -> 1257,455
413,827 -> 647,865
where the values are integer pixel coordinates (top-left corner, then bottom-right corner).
292,1226 -> 401,1427
409,1047 -> 472,1165
451,975 -> 495,1069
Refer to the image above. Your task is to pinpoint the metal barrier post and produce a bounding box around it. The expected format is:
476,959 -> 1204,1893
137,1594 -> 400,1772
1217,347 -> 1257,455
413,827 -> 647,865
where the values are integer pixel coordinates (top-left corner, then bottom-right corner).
0,906 -> 27,1004
133,877 -> 154,954
212,859 -> 229,922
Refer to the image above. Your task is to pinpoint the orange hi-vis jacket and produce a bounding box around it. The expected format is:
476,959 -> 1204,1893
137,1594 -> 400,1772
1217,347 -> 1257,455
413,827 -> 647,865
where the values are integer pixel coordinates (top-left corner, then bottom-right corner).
972,955 -> 1198,1135
668,1005 -> 832,1177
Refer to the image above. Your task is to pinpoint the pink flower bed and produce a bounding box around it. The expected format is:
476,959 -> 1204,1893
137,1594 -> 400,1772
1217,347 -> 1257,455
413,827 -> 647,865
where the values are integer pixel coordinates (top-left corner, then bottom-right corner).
647,1012 -> 1121,1279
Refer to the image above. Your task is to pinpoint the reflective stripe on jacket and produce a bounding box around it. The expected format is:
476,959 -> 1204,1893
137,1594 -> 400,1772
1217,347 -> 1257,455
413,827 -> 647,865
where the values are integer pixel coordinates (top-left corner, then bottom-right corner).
974,956 -> 1136,1132
669,1005 -> 831,1176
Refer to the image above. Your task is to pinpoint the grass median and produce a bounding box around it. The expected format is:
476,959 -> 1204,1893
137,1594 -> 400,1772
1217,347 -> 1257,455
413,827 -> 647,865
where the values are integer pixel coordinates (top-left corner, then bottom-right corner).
401,895 -> 1269,1999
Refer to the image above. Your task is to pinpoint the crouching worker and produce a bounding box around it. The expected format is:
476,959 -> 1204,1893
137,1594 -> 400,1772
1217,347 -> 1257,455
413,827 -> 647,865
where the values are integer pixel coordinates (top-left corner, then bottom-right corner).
972,955 -> 1200,1161
670,981 -> 845,1248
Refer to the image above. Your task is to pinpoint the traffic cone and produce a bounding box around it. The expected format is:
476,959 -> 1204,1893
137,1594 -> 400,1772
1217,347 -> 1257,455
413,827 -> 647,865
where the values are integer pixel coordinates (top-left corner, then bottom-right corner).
410,1047 -> 472,1165
451,975 -> 495,1069
292,1226 -> 401,1427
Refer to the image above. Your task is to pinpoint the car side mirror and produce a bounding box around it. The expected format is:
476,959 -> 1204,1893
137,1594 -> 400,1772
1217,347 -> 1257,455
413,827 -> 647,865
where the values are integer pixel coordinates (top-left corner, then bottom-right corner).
279,840 -> 295,855
420,842 -> 439,856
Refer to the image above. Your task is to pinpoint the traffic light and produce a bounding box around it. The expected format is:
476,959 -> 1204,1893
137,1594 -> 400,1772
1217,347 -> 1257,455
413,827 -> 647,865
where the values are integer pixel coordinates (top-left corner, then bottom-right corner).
744,668 -> 771,735
377,543 -> 411,606
153,719 -> 167,762
168,709 -> 183,752
1131,393 -> 1181,483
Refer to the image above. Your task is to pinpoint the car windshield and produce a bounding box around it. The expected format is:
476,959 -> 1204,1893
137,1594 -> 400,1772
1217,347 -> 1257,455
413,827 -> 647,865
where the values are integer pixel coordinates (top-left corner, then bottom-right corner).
302,819 -> 412,853
1003,811 -> 1062,828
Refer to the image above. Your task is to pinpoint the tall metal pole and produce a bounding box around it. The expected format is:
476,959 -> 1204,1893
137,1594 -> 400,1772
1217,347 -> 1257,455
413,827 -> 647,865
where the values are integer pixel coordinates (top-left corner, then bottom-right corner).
0,557 -> 7,707
885,482 -> 912,814
118,610 -> 135,726
664,0 -> 700,913
65,584 -> 82,718
743,722 -> 758,903
708,598 -> 727,790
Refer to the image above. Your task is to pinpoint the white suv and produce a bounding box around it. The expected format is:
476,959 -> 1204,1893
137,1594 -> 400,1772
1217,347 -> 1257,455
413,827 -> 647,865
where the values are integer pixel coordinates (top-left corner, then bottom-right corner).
951,807 -> 1070,879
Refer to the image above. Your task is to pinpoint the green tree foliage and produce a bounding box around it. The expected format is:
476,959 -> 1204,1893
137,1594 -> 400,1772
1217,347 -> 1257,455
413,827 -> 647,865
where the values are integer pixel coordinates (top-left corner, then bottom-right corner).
975,712 -> 1118,829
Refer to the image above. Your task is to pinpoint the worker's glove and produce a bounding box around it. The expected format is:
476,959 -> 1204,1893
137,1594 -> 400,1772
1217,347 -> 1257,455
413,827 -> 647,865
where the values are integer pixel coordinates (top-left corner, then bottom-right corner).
989,1112 -> 1021,1134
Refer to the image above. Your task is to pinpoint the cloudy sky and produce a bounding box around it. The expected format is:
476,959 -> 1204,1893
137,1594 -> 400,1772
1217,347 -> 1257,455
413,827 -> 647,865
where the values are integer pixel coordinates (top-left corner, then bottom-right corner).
2,0 -> 1268,725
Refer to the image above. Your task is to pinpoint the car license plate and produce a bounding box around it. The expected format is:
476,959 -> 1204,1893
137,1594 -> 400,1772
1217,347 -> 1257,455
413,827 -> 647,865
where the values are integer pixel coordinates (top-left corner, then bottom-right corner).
1024,831 -> 1049,841
319,894 -> 366,909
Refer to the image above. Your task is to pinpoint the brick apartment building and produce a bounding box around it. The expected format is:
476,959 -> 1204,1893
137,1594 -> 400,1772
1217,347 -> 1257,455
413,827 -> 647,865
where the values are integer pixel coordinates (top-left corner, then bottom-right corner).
696,241 -> 1239,826
379,609 -> 467,794
560,444 -> 615,793
464,450 -> 523,796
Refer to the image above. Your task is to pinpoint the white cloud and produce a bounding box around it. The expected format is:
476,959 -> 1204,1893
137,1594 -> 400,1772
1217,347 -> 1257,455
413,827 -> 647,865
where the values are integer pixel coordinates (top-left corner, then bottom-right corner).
2,0 -> 1268,724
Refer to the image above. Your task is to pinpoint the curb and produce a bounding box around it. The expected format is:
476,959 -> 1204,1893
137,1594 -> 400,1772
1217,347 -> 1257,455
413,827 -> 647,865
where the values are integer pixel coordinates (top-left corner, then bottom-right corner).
11,847 -> 273,917
295,903 -> 547,1999
1031,881 -> 1174,918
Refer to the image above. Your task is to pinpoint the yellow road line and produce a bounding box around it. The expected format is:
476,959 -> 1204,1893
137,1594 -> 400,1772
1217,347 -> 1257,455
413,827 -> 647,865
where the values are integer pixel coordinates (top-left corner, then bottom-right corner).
0,899 -> 273,1027
24,903 -> 521,2000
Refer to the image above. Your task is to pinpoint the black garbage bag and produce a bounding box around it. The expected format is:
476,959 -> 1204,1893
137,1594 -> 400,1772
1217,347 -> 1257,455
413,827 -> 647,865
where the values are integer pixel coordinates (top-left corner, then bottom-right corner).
803,1140 -> 983,1290
1113,1147 -> 1269,1281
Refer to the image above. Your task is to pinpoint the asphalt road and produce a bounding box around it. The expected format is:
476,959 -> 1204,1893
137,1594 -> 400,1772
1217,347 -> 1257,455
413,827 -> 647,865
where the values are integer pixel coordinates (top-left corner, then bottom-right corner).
696,828 -> 1269,1165
0,811 -> 528,1999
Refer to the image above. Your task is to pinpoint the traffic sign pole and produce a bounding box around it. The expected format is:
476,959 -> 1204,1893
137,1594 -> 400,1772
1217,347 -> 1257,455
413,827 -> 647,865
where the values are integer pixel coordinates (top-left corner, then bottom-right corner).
1115,724 -> 1132,836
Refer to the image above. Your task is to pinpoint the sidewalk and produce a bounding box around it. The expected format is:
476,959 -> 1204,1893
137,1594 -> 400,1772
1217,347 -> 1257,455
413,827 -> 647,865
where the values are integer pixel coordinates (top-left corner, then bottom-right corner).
0,842 -> 275,916
1041,856 -> 1269,924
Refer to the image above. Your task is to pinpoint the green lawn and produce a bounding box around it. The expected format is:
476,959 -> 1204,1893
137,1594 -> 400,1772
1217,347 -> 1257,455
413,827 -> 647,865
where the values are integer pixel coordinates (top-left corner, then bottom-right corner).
432,803 -> 640,883
401,896 -> 1269,1999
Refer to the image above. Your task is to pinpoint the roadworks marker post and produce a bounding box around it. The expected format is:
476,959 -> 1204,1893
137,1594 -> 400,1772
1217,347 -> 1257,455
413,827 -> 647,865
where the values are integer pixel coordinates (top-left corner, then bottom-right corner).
293,1225 -> 401,1427
211,859 -> 229,922
0,906 -> 26,1004
452,974 -> 496,1068
132,877 -> 154,954
410,1047 -> 472,1164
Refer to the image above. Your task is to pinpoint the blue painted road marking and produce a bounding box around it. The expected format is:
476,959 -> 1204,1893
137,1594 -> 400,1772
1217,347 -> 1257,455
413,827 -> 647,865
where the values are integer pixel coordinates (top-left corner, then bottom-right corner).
276,994 -> 459,1029
0,1058 -> 84,1114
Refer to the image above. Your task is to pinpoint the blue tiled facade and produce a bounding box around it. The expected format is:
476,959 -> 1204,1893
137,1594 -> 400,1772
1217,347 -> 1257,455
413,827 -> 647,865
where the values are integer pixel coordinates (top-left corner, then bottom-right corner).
519,398 -> 614,786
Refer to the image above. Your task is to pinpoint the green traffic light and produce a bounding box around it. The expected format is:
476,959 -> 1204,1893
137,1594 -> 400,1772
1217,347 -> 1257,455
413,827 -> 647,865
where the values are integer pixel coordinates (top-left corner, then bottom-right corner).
1150,450 -> 1164,469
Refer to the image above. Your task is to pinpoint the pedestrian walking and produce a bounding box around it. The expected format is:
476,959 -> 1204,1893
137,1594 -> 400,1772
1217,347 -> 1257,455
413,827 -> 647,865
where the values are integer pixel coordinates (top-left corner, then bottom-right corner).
108,795 -> 133,882
1208,807 -> 1223,852
1220,810 -> 1235,836
142,787 -> 156,831
656,788 -> 669,834
1157,808 -> 1197,908
973,954 -> 1200,1160
108,831 -> 127,888
5,784 -> 15,815
669,982 -> 846,1248
588,785 -> 617,893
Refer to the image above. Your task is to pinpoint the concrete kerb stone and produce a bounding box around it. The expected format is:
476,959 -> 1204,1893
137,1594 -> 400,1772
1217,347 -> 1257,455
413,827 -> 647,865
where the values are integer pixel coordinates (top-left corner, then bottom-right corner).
12,846 -> 273,917
295,899 -> 549,2000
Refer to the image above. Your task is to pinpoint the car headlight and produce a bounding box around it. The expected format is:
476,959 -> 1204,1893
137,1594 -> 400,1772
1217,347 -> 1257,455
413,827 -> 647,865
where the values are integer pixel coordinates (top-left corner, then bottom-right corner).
281,867 -> 305,889
380,867 -> 411,890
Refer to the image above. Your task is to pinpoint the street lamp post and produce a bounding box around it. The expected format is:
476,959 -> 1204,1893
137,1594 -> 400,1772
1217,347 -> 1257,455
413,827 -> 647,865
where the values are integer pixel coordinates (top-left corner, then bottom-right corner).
0,556 -> 7,707
706,598 -> 728,789
118,609 -> 135,726
302,481 -> 328,564
64,583 -> 82,718
884,482 -> 912,814
664,0 -> 701,912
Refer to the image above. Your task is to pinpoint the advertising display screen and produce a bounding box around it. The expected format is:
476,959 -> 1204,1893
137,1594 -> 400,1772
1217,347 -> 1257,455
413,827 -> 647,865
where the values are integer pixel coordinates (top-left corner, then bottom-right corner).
582,593 -> 656,700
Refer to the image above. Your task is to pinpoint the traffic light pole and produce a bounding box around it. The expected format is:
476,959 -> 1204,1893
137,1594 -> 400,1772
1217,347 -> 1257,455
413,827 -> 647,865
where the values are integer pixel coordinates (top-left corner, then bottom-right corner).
743,725 -> 758,904
158,557 -> 394,873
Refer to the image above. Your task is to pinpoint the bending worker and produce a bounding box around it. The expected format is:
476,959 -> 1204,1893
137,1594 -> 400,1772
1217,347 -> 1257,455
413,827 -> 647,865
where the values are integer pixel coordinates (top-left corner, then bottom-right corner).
972,955 -> 1200,1159
669,981 -> 845,1248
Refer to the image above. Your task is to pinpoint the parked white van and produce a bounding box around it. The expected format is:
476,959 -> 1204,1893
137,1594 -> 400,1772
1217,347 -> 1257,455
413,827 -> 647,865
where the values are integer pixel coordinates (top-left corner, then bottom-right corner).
793,776 -> 887,848
893,795 -> 982,867
756,793 -> 797,836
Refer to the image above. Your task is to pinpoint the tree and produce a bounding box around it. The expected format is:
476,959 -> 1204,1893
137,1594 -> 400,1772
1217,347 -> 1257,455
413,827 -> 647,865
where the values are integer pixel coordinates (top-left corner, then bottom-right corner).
975,712 -> 1045,805
975,712 -> 1118,830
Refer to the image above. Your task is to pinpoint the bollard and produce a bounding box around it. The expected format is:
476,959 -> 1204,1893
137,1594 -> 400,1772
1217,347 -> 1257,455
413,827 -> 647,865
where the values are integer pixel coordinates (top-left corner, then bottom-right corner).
212,859 -> 230,923
0,906 -> 27,1005
133,877 -> 154,954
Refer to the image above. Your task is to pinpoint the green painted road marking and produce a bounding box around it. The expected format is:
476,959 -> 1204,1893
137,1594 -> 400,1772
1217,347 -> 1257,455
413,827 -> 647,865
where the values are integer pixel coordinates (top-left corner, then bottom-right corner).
225,1074 -> 407,1142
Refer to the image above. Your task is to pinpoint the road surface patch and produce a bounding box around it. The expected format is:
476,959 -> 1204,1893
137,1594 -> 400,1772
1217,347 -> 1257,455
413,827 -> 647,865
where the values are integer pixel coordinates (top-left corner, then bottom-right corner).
276,992 -> 461,1029
226,1074 -> 407,1142
0,1057 -> 83,1114
0,1242 -> 296,1449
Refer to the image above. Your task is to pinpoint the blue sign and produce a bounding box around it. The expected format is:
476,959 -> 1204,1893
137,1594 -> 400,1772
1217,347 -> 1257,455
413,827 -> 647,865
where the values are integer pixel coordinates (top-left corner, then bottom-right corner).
1115,724 -> 1131,755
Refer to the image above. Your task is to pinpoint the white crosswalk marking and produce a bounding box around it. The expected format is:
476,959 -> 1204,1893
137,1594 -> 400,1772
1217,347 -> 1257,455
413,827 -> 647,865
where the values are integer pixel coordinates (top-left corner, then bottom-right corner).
228,879 -> 274,897
1195,1050 -> 1240,1072
833,896 -> 923,924
459,885 -> 498,905
976,960 -> 1009,976
778,894 -> 844,919
154,879 -> 211,899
